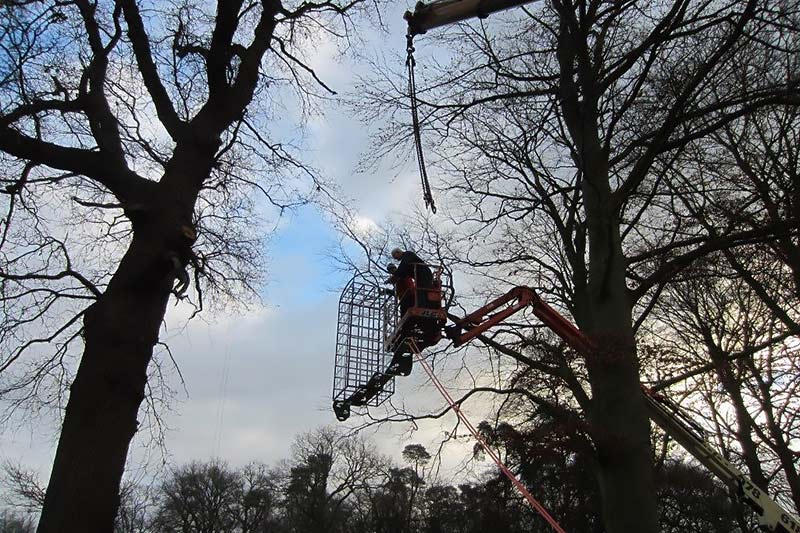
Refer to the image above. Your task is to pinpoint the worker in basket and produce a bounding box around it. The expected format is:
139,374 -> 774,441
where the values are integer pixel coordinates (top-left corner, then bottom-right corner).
333,249 -> 446,421
386,248 -> 443,369
390,247 -> 438,309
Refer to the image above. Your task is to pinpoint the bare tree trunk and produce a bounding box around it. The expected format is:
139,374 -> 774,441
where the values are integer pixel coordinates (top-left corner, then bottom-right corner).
37,239 -> 171,531
710,351 -> 770,492
581,190 -> 659,533
555,12 -> 659,524
37,178 -> 200,532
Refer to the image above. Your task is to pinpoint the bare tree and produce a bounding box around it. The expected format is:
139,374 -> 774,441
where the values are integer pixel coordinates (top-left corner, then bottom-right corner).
653,267 -> 800,512
667,106 -> 800,333
0,0 -> 377,530
1,464 -> 45,516
279,426 -> 387,532
152,460 -> 241,533
355,0 -> 800,531
233,462 -> 282,533
114,482 -> 153,533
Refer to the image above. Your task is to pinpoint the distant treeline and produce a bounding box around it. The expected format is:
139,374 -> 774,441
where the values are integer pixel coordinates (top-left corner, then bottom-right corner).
2,424 -> 747,533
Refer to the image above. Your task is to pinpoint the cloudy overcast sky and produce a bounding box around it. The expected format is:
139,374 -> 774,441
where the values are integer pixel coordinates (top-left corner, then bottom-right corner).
1,1 -> 494,488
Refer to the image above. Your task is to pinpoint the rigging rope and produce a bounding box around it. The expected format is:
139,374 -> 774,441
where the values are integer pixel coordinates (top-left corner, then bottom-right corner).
406,34 -> 437,214
406,338 -> 567,533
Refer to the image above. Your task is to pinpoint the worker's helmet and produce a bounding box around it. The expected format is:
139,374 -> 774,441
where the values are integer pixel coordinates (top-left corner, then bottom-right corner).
391,247 -> 403,260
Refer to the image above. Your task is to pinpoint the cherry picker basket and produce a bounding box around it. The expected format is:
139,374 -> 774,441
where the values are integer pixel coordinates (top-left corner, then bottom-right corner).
332,276 -> 398,408
331,265 -> 450,414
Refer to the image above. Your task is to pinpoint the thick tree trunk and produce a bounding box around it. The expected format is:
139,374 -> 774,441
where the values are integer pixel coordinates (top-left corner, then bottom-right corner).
36,131 -> 211,532
554,9 -> 659,528
556,88 -> 659,533
37,216 -> 190,533
581,198 -> 659,533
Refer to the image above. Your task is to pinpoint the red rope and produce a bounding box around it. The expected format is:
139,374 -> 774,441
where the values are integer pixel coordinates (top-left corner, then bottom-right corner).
408,339 -> 567,533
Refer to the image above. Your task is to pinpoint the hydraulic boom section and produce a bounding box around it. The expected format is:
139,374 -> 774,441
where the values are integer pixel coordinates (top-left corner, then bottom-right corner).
643,389 -> 800,533
445,286 -> 800,532
444,286 -> 589,353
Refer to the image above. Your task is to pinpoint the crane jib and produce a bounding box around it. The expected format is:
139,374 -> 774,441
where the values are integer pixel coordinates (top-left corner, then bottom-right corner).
404,0 -> 539,35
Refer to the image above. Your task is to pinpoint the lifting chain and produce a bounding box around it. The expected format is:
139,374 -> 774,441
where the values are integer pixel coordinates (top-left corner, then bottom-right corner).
406,34 -> 437,214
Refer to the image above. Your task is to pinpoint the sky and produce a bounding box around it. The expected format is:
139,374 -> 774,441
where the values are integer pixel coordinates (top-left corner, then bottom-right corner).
0,1 -> 491,493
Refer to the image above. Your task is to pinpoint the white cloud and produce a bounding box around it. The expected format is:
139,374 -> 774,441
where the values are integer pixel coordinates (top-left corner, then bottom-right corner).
351,214 -> 378,236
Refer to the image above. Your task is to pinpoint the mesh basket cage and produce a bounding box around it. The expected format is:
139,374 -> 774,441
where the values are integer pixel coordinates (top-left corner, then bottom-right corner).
332,276 -> 398,407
